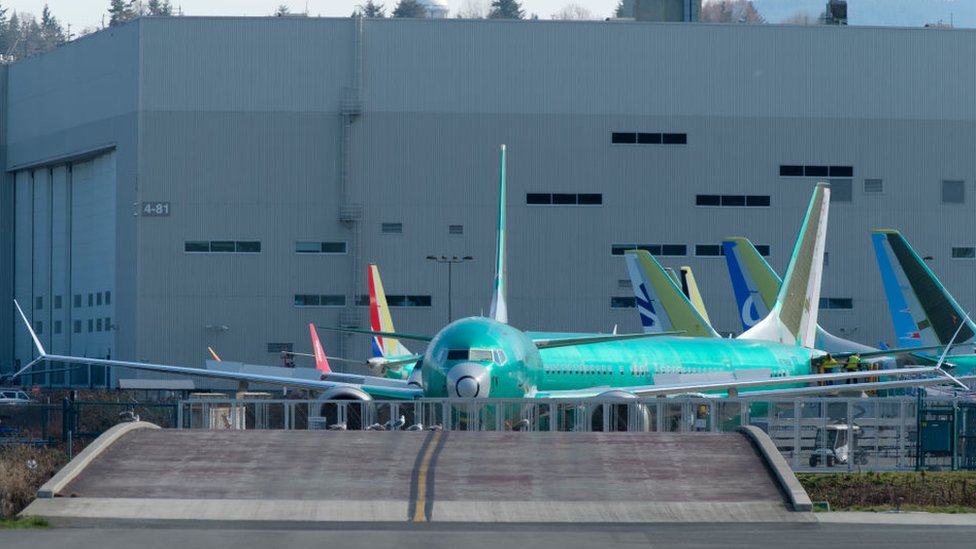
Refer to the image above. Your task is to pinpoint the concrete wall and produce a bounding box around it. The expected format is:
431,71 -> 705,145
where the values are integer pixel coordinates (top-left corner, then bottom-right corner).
4,17 -> 976,380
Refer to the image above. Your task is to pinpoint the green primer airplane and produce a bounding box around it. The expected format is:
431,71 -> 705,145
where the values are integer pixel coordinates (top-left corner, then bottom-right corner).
12,147 -> 965,400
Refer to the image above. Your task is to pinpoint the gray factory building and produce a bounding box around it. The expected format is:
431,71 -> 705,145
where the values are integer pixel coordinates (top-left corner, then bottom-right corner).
2,17 -> 975,387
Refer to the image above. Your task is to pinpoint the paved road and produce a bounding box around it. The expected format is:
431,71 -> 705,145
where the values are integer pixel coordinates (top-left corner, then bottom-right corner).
1,522 -> 974,548
32,429 -> 794,523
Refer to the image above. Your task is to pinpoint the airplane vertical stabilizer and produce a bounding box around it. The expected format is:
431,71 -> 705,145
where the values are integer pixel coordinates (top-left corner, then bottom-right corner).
741,183 -> 830,348
489,144 -> 508,324
722,238 -> 777,331
309,324 -> 332,374
679,266 -> 712,327
871,230 -> 975,347
624,250 -> 719,338
368,264 -> 412,357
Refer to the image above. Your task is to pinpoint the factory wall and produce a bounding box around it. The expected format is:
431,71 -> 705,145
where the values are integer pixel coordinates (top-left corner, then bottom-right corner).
3,17 -> 976,381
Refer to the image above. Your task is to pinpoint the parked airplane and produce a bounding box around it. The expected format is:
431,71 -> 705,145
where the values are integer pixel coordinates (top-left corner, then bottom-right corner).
871,229 -> 976,376
12,148 -> 967,400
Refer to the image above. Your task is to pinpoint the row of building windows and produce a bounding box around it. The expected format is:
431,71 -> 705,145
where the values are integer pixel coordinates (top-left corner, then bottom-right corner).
611,244 -> 687,257
35,292 -> 112,311
32,317 -> 113,335
526,193 -> 603,205
780,165 -> 853,178
695,244 -> 770,257
295,241 -> 347,254
611,132 -> 687,145
696,195 -> 770,207
952,247 -> 976,259
295,294 -> 432,308
610,296 -> 851,310
185,240 -> 261,253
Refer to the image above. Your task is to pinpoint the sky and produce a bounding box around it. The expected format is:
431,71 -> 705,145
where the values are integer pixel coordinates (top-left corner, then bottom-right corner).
3,0 -> 973,35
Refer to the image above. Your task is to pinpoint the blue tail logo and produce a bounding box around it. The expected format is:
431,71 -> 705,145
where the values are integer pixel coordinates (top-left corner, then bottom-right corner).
634,283 -> 660,329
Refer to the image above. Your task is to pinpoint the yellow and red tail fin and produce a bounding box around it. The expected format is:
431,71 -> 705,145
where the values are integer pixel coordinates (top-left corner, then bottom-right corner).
309,323 -> 332,374
368,264 -> 411,357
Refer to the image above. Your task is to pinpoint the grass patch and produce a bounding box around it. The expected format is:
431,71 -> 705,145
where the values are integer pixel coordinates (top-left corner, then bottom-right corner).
0,445 -> 66,518
0,516 -> 48,528
797,471 -> 976,512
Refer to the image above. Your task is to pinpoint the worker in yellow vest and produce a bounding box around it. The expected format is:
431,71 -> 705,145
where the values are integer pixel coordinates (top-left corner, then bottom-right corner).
845,354 -> 862,384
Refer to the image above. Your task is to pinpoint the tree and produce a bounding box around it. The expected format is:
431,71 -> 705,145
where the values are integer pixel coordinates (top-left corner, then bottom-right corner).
354,1 -> 385,17
456,0 -> 487,18
274,5 -> 291,16
108,0 -> 136,26
614,1 -> 627,18
488,0 -> 523,19
147,0 -> 173,16
783,11 -> 813,25
700,0 -> 764,24
552,3 -> 593,20
39,5 -> 66,48
392,0 -> 427,18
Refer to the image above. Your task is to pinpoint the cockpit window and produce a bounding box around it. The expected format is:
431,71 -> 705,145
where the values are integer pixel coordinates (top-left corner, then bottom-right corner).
493,349 -> 507,364
445,349 -> 495,362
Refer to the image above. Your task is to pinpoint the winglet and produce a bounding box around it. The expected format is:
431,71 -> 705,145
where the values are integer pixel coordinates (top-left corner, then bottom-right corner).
309,323 -> 332,374
14,299 -> 46,357
740,183 -> 830,348
489,144 -> 508,324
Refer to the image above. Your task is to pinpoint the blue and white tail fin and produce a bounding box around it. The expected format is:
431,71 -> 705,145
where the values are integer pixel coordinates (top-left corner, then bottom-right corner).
489,144 -> 508,324
624,250 -> 719,338
740,183 -> 830,348
722,238 -> 776,331
871,229 -> 976,348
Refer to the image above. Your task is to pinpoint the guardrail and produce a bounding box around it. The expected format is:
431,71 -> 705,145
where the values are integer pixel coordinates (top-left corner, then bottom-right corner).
173,395 -> 976,471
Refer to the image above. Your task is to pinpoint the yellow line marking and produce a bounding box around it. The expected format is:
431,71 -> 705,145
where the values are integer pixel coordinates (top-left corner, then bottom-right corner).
412,431 -> 441,522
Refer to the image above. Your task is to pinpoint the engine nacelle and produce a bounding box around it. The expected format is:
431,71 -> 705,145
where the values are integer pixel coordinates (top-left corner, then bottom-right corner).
407,365 -> 424,388
318,386 -> 373,401
590,390 -> 648,432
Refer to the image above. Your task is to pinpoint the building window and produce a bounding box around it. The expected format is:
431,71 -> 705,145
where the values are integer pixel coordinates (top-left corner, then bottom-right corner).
294,294 -> 346,307
105,317 -> 112,330
88,319 -> 93,333
97,292 -> 103,306
54,321 -> 62,335
185,240 -> 262,253
696,194 -> 769,207
88,294 -> 93,307
755,245 -> 771,256
449,225 -> 464,235
97,318 -> 103,332
830,179 -> 853,202
34,321 -> 42,334
823,252 -> 829,266
696,245 -> 723,257
526,193 -> 602,206
387,295 -> 433,307
942,180 -> 965,204
296,241 -> 347,254
819,297 -> 853,310
864,179 -> 883,194
618,279 -> 631,289
54,295 -> 62,309
74,294 -> 81,308
611,244 -> 686,257
381,223 -> 403,234
951,247 -> 976,259
267,342 -> 293,354
780,165 -> 853,178
73,320 -> 81,334
611,297 -> 636,308
105,291 -> 111,305
35,296 -> 42,310
612,132 -> 686,145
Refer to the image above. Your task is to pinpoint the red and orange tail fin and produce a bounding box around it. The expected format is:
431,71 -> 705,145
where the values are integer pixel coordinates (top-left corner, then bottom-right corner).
309,323 -> 332,374
207,346 -> 222,362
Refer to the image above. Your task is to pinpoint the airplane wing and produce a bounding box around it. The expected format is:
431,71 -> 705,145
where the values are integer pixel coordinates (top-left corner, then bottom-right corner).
532,331 -> 685,350
532,366 -> 957,399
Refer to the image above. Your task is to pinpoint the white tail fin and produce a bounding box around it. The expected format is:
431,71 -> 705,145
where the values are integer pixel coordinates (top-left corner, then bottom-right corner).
489,144 -> 508,324
740,183 -> 830,348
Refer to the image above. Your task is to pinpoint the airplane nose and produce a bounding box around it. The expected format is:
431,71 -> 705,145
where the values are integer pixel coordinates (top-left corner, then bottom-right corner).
447,362 -> 490,398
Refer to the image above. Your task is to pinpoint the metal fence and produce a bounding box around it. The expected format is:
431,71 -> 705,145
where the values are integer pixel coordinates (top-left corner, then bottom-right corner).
174,395 -> 976,472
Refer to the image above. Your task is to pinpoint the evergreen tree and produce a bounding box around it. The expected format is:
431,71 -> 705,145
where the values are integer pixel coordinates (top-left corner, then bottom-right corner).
108,0 -> 136,27
356,1 -> 386,17
274,5 -> 291,16
614,1 -> 627,17
392,0 -> 427,18
147,0 -> 173,16
39,5 -> 66,48
488,0 -> 524,19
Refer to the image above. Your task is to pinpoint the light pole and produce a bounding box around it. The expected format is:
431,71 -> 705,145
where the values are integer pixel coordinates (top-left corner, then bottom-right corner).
426,255 -> 473,323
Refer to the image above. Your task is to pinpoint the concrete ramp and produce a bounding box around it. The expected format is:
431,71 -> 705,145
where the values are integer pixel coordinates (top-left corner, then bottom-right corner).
24,424 -> 810,523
